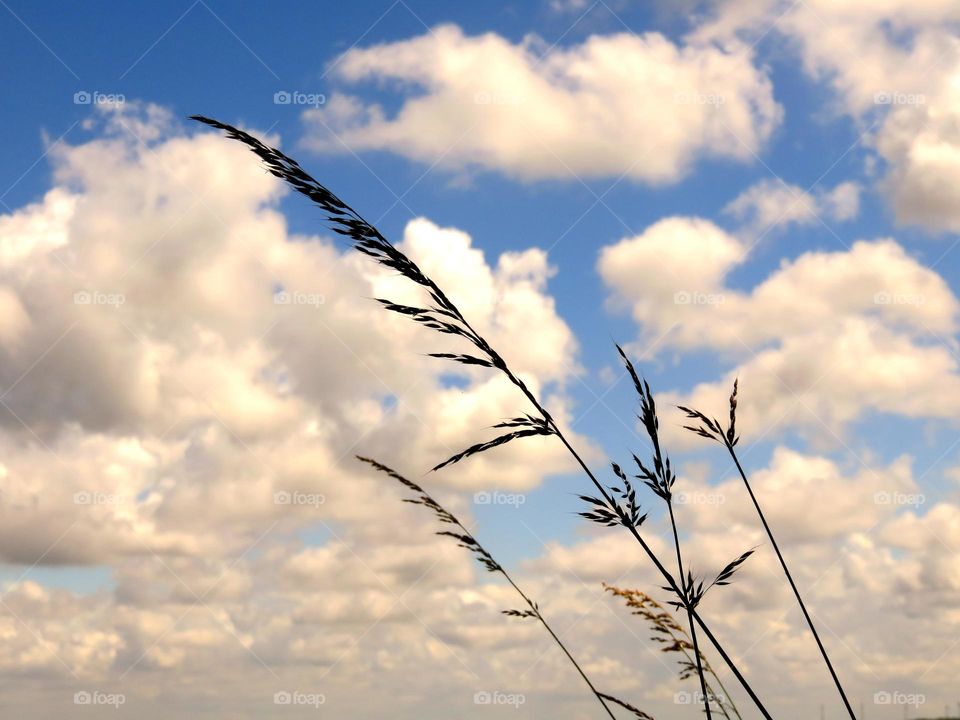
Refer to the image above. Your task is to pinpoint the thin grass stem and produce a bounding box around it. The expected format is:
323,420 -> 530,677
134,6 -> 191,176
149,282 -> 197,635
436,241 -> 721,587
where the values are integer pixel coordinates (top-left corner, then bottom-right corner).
357,456 -> 625,719
192,116 -> 774,720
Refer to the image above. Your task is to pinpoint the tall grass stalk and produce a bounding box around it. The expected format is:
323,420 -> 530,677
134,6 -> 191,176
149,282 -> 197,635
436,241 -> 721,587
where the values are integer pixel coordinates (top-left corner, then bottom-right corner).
616,346 -> 713,719
357,456 -> 644,719
680,381 -> 855,720
192,115 -> 773,720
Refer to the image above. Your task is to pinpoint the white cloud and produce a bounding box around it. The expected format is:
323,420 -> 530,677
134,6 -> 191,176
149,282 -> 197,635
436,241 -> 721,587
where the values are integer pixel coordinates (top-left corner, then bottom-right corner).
599,216 -> 960,443
724,179 -> 860,232
529,447 -> 960,710
302,24 -> 782,183
0,83 -> 956,716
0,103 -> 590,588
694,0 -> 960,232
0,102 -> 617,716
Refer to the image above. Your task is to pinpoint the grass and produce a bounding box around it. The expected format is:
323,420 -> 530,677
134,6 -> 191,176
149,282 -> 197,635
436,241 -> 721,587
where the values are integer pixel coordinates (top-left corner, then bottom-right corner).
356,456 -> 640,719
603,584 -> 742,720
191,114 -> 858,719
680,383 -> 856,720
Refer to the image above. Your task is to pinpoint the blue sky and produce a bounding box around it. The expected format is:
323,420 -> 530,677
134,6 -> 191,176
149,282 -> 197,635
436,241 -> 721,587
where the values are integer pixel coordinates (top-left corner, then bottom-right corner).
4,0 -> 955,471
2,1 -> 960,718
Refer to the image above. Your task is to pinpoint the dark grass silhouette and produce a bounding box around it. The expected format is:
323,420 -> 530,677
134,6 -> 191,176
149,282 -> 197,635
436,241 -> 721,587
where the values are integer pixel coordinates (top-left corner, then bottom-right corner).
604,584 -> 742,720
356,456 -> 644,719
614,347 -> 712,718
680,382 -> 856,720
190,115 -> 774,718
614,347 -> 755,720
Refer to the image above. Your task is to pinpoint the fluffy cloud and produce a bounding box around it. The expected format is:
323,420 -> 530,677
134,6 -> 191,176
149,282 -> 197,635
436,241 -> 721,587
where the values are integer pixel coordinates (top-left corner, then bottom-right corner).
0,103 -> 617,716
0,83 -> 956,717
302,23 -> 781,183
599,215 -> 960,443
695,0 -> 960,232
5,438 -> 958,718
528,446 -> 960,714
724,179 -> 860,232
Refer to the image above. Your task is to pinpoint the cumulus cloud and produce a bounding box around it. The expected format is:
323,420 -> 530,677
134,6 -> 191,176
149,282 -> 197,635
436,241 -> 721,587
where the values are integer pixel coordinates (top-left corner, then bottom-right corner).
528,446 -> 960,710
694,0 -> 960,233
1,89 -> 956,717
599,215 -> 960,443
0,102 -> 619,715
302,24 -> 782,183
724,179 -> 860,232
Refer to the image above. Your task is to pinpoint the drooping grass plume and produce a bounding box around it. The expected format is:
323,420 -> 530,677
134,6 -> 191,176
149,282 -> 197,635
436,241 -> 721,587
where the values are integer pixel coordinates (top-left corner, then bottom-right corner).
604,585 -> 742,720
192,116 -> 772,720
680,380 -> 856,720
357,456 -> 645,720
433,414 -> 554,472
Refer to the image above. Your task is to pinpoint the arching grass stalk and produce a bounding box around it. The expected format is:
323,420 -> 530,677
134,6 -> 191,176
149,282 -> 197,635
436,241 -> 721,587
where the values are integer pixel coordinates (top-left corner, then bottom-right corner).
191,115 -> 773,720
613,349 -> 757,720
357,456 -> 647,719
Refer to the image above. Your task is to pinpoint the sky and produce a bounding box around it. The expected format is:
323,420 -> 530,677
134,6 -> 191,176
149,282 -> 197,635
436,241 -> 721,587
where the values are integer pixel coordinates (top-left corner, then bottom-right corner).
1,0 -> 959,718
